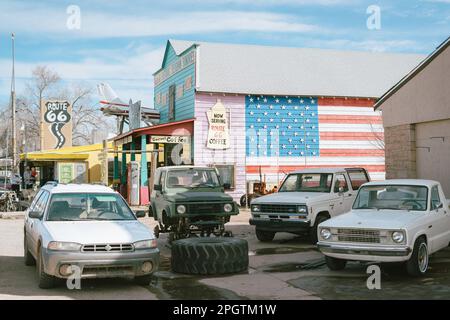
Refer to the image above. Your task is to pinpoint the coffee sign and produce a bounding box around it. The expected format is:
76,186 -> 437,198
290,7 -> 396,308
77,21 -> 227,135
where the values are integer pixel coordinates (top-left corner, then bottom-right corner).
207,99 -> 230,150
150,135 -> 190,144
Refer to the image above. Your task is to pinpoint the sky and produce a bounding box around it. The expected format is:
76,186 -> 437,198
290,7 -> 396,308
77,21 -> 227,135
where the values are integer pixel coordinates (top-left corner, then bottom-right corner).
0,0 -> 449,109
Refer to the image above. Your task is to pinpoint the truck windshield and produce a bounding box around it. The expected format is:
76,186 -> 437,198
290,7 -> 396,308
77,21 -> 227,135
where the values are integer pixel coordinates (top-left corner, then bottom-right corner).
353,185 -> 428,211
279,173 -> 333,193
46,193 -> 136,221
166,169 -> 220,188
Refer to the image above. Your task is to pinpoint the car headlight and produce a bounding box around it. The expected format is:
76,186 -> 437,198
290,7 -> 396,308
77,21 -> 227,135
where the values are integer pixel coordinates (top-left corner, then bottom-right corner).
224,203 -> 233,213
251,204 -> 261,212
176,204 -> 186,214
47,241 -> 81,251
134,239 -> 158,250
392,231 -> 405,243
320,228 -> 332,240
297,205 -> 308,214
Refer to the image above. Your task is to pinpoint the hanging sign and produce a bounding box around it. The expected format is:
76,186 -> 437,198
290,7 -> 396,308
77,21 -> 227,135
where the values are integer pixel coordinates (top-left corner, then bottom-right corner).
206,99 -> 230,150
149,135 -> 190,144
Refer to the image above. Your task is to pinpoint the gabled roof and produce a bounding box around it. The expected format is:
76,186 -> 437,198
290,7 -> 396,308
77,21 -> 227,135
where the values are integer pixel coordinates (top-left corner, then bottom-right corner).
374,36 -> 450,109
167,39 -> 425,98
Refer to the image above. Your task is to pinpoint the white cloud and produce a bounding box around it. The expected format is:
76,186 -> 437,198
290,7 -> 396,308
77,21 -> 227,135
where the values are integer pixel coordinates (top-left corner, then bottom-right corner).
0,2 -> 321,38
0,44 -> 165,107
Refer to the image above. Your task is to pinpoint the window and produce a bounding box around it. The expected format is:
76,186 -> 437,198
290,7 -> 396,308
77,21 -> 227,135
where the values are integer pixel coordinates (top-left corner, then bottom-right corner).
166,168 -> 220,188
29,190 -> 44,212
279,173 -> 333,193
34,191 -> 49,216
159,171 -> 166,188
168,84 -> 176,121
214,165 -> 235,189
353,185 -> 428,211
431,186 -> 441,210
346,169 -> 369,190
334,174 -> 349,193
46,193 -> 136,221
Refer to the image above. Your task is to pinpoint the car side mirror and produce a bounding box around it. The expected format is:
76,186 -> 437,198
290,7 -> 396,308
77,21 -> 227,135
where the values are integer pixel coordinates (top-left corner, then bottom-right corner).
154,184 -> 162,192
29,211 -> 42,219
338,186 -> 344,194
435,202 -> 443,210
223,183 -> 231,190
135,210 -> 146,218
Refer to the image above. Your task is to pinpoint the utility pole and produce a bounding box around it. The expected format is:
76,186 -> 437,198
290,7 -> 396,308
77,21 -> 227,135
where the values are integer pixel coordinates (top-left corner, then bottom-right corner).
10,33 -> 17,175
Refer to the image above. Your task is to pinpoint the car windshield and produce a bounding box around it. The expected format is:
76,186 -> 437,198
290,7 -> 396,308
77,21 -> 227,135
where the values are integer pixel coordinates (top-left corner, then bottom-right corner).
46,193 -> 136,221
166,168 -> 220,188
353,185 -> 428,211
279,173 -> 333,193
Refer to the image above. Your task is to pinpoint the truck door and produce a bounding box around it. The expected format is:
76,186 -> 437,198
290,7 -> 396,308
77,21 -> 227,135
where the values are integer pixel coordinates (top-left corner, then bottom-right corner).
333,173 -> 353,214
429,185 -> 450,251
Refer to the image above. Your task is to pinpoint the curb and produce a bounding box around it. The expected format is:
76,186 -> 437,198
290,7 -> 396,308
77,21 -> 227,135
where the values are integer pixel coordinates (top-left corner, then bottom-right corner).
0,212 -> 25,219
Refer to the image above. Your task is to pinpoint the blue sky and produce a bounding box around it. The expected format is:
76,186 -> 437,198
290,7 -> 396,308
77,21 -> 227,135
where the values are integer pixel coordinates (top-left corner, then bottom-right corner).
0,0 -> 449,108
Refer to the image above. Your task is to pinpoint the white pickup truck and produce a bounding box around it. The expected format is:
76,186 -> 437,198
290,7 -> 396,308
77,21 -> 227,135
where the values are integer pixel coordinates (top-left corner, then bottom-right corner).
317,179 -> 450,276
249,168 -> 370,243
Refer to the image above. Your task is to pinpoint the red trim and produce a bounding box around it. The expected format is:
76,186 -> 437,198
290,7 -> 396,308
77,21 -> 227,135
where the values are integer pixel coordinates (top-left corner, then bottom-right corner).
113,118 -> 195,141
246,164 -> 385,174
318,97 -> 376,107
319,115 -> 382,124
320,132 -> 384,140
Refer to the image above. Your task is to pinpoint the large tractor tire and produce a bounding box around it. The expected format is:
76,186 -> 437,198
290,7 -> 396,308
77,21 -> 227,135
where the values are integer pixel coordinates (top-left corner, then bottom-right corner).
171,237 -> 249,275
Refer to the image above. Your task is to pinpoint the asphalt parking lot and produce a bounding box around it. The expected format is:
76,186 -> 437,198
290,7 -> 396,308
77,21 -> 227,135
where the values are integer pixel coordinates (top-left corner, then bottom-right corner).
1,210 -> 450,300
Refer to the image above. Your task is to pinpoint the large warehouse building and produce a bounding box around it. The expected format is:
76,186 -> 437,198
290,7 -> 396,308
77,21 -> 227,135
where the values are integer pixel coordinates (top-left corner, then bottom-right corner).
114,40 -> 424,203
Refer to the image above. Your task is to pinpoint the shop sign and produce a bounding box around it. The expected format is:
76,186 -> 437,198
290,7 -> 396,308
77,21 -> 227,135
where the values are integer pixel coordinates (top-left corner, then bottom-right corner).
41,100 -> 73,150
207,99 -> 230,150
149,135 -> 190,144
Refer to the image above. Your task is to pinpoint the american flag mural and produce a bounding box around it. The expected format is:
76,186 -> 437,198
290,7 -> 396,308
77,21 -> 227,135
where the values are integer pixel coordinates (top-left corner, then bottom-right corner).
245,95 -> 385,182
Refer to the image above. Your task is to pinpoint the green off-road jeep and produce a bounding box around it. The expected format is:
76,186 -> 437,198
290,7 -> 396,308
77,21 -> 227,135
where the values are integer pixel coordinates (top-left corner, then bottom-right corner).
149,166 -> 239,242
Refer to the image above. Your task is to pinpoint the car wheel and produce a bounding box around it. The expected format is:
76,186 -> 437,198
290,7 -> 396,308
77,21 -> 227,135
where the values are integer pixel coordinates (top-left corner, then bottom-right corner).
406,237 -> 429,277
134,275 -> 153,286
171,237 -> 249,275
310,214 -> 330,244
325,256 -> 347,271
37,247 -> 55,289
255,228 -> 275,242
24,235 -> 36,266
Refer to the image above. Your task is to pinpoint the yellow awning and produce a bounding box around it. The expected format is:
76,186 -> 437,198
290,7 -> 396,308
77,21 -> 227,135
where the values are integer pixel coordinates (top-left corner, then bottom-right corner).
20,153 -> 89,161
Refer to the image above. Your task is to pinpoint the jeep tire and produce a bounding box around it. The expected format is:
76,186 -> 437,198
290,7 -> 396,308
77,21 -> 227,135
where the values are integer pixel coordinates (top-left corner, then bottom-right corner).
255,228 -> 275,242
171,237 -> 249,275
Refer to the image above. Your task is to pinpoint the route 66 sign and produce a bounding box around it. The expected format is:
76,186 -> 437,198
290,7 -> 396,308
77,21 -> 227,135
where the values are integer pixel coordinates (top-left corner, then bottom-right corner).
41,100 -> 73,150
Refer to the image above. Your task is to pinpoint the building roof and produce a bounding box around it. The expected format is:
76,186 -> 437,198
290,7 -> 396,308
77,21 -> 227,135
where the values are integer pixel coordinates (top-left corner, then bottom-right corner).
169,39 -> 425,98
374,36 -> 450,109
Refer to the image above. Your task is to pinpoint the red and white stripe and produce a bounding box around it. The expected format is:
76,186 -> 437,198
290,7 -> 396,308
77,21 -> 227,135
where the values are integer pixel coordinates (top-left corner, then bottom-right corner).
245,97 -> 385,183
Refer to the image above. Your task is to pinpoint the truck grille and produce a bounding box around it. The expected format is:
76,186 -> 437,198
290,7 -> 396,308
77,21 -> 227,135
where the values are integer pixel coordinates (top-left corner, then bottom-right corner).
260,204 -> 297,214
82,244 -> 134,252
337,228 -> 381,243
187,203 -> 224,214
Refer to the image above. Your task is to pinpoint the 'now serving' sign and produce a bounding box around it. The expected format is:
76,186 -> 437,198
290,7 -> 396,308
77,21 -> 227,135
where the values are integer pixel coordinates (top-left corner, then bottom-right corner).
206,99 -> 230,150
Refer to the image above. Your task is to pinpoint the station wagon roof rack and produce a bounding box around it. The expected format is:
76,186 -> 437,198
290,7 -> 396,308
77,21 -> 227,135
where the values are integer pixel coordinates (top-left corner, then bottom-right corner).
45,181 -> 58,186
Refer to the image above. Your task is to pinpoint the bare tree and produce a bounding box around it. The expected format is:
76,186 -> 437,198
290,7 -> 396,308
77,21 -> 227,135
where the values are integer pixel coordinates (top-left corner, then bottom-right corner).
16,65 -> 112,149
